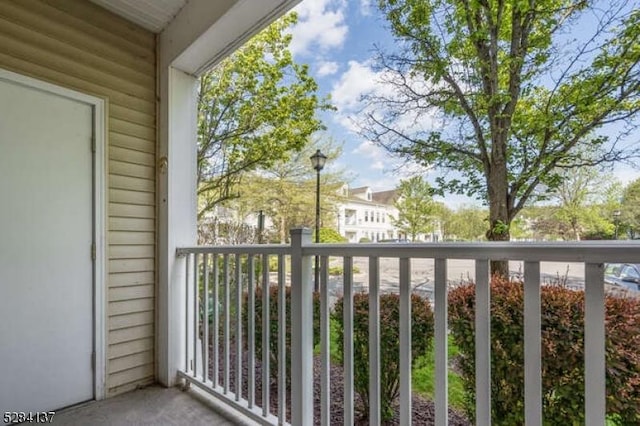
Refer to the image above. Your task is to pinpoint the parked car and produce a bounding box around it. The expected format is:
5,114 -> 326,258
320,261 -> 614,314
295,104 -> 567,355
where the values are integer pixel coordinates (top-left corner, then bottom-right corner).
604,263 -> 640,291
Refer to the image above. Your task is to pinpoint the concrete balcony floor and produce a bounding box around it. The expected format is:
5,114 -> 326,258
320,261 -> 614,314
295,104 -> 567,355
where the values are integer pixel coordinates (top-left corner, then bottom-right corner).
55,385 -> 251,425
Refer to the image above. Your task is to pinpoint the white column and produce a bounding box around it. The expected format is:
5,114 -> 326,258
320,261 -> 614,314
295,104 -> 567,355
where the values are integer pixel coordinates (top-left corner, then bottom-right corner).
157,66 -> 198,386
290,228 -> 314,426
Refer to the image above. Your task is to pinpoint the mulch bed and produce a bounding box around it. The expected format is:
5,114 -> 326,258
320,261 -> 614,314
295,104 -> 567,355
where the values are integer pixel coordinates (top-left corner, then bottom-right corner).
207,343 -> 471,425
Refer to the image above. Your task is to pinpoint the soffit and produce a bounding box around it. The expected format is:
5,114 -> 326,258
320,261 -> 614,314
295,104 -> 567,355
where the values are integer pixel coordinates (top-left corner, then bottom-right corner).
90,0 -> 187,33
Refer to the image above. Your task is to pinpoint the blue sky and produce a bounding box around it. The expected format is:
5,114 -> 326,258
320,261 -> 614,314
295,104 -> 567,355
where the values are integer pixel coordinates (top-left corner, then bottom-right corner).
288,0 -> 640,208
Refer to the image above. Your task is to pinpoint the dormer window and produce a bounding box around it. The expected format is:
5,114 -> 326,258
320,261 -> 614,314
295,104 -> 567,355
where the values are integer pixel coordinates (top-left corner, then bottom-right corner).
367,190 -> 372,201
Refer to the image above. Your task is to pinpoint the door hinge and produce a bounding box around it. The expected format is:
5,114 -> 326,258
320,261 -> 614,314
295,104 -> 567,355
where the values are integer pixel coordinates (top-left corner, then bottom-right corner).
91,351 -> 96,371
91,243 -> 96,260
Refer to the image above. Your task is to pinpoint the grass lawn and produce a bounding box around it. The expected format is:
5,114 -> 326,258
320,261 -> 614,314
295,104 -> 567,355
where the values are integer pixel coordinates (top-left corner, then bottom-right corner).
318,318 -> 468,412
412,337 -> 467,411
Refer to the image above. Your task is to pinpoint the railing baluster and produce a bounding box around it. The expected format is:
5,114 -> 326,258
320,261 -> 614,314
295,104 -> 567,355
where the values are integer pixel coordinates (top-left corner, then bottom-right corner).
185,253 -> 190,373
399,257 -> 411,426
434,258 -> 448,426
343,256 -> 354,426
223,254 -> 230,394
278,254 -> 286,425
369,256 -> 381,426
262,254 -> 270,418
290,229 -> 313,426
247,254 -> 256,408
320,256 -> 330,426
212,254 -> 219,387
235,253 -> 243,401
203,253 -> 209,382
193,253 -> 199,378
524,261 -> 541,426
475,259 -> 491,426
585,262 -> 605,426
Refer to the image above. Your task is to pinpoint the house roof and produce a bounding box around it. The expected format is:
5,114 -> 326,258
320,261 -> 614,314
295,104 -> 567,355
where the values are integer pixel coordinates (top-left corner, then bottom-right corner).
348,186 -> 370,197
372,189 -> 397,205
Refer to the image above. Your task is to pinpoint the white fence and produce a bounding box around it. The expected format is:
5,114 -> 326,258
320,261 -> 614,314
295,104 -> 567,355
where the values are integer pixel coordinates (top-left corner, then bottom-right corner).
176,228 -> 639,426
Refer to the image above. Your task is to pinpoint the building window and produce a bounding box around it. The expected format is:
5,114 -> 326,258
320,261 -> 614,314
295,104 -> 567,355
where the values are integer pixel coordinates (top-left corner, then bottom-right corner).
364,210 -> 368,222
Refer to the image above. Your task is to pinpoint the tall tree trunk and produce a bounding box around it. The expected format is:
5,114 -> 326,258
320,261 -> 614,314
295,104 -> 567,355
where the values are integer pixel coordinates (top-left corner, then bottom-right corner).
279,215 -> 286,243
486,162 -> 510,279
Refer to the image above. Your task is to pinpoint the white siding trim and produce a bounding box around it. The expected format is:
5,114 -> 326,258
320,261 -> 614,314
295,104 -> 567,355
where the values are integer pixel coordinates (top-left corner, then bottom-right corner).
0,67 -> 107,401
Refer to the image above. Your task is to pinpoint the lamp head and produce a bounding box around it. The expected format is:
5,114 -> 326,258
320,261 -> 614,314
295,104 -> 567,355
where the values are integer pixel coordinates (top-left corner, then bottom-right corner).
310,149 -> 327,172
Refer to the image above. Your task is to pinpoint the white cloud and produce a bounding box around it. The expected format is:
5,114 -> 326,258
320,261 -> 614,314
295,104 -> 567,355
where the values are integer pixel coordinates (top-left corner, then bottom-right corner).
290,0 -> 349,56
331,60 -> 382,110
317,61 -> 339,77
359,0 -> 373,16
331,59 -> 439,137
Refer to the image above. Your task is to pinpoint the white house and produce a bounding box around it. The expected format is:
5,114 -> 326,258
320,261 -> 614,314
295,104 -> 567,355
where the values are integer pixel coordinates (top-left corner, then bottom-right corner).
336,184 -> 443,242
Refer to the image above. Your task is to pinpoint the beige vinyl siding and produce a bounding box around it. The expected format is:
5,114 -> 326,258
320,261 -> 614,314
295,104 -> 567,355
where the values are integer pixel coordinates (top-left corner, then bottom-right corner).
0,0 -> 156,396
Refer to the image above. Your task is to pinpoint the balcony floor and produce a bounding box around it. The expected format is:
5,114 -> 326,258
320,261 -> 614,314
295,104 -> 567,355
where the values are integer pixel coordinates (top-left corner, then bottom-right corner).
55,385 -> 249,425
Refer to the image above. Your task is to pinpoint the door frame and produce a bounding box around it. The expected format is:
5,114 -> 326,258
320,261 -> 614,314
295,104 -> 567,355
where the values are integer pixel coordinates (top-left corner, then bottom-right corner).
0,68 -> 107,400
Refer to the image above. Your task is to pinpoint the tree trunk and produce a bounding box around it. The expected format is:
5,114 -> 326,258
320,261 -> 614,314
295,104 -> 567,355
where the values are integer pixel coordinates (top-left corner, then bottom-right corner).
279,215 -> 286,243
486,163 -> 510,279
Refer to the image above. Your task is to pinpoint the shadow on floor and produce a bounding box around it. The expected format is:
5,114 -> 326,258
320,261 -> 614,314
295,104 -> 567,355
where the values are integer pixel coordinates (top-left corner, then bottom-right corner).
54,384 -> 253,425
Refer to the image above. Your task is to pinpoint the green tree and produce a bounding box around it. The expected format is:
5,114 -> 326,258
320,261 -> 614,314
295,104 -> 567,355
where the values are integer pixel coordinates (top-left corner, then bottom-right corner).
366,0 -> 640,276
621,178 -> 640,239
550,167 -> 617,240
233,139 -> 346,243
392,176 -> 437,241
197,13 -> 333,219
444,206 -> 488,241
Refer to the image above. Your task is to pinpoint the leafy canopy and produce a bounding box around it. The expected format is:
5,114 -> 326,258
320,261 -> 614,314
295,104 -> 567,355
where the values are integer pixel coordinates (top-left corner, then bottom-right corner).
197,13 -> 333,219
366,0 -> 640,238
392,176 -> 438,240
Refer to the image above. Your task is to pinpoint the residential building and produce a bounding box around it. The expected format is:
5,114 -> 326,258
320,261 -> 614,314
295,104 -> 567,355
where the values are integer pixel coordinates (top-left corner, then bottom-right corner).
336,184 -> 443,242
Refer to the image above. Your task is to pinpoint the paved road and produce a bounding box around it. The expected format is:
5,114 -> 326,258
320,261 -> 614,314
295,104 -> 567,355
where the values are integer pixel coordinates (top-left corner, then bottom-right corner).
326,258 -> 590,305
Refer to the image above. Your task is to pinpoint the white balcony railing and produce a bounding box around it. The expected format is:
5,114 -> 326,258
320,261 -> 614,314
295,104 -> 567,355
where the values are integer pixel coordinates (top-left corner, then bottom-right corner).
176,229 -> 639,426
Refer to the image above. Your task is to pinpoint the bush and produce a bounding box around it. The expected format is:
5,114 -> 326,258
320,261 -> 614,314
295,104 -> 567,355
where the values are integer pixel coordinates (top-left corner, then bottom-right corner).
328,265 -> 361,276
243,286 -> 321,386
448,277 -> 640,425
333,293 -> 434,421
315,227 -> 347,243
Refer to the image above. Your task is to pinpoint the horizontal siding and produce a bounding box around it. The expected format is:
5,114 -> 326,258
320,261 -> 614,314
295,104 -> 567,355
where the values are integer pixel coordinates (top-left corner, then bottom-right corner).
109,310 -> 154,329
109,217 -> 155,232
109,337 -> 154,359
0,0 -> 157,396
110,189 -> 155,206
109,271 -> 155,287
110,258 -> 155,274
110,133 -> 155,154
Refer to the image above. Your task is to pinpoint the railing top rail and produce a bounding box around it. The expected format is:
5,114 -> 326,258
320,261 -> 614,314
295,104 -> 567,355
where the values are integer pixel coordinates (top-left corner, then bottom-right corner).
176,244 -> 291,256
177,241 -> 640,262
304,241 -> 640,263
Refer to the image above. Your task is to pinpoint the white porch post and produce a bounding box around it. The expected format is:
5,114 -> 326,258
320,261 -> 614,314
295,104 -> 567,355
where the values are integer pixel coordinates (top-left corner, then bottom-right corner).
157,66 -> 198,387
290,228 -> 314,426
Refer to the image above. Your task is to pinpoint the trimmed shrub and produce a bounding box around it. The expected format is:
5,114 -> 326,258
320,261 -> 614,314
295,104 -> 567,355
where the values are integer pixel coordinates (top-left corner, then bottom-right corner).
448,277 -> 640,425
333,293 -> 434,421
243,286 -> 321,386
315,227 -> 348,243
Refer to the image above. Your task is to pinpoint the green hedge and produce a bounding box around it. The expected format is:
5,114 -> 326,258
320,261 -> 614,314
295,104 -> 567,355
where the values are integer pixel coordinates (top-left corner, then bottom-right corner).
448,277 -> 640,425
243,285 -> 321,386
333,293 -> 434,421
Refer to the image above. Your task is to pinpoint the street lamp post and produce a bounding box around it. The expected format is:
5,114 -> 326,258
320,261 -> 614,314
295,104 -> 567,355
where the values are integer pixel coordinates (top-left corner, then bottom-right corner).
613,210 -> 621,240
310,149 -> 327,292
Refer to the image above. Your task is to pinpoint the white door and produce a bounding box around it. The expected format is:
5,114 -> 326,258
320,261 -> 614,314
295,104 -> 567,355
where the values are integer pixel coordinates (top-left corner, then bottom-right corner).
0,77 -> 94,412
